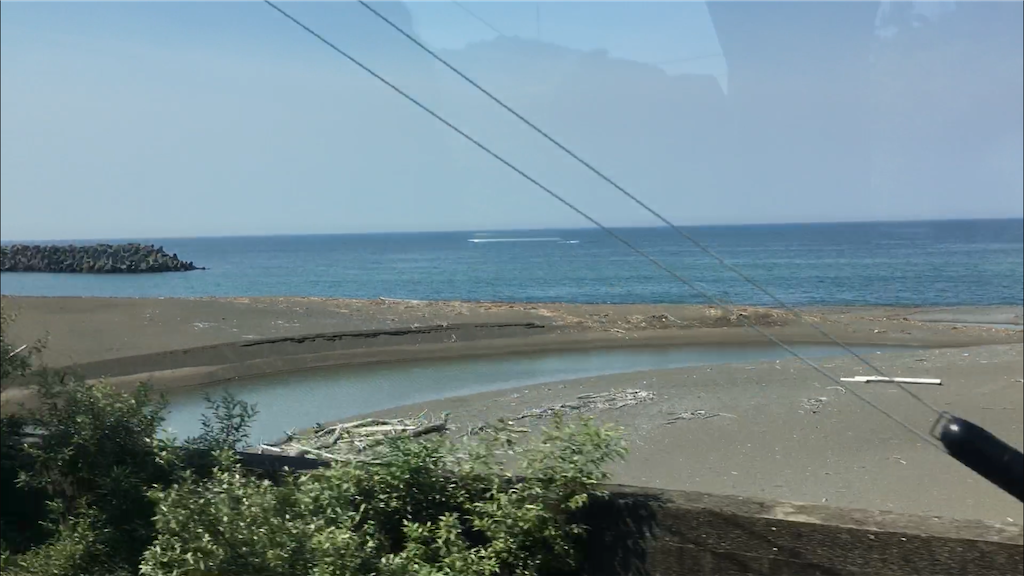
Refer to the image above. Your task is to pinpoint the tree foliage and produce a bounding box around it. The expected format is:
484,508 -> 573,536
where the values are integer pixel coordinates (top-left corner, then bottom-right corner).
0,308 -> 43,385
0,312 -> 627,576
141,415 -> 625,576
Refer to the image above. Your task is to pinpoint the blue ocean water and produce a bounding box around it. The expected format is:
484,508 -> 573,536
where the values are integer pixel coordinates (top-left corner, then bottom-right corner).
2,219 -> 1022,307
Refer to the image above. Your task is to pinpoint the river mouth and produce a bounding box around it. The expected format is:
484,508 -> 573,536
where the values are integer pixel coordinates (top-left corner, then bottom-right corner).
161,343 -> 925,442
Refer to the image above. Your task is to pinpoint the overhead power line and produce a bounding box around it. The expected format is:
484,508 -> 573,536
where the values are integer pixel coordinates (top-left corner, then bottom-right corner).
451,1 -> 506,37
353,0 -> 941,417
262,0 -> 943,451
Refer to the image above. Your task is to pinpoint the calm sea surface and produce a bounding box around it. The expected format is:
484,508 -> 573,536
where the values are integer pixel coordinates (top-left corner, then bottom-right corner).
2,220 -> 1022,307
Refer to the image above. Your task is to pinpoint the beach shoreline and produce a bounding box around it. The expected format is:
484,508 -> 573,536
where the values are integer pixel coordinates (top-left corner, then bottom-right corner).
1,296 -> 1020,392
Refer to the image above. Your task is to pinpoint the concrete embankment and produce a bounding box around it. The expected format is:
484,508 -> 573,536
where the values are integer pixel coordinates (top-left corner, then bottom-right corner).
579,485 -> 1022,576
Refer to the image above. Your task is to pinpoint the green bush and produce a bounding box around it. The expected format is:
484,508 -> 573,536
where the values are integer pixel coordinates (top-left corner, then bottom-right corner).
141,416 -> 625,576
1,374 -> 261,576
1,313 -> 627,576
1,308 -> 43,386
1,306 -> 52,556
1,309 -> 261,575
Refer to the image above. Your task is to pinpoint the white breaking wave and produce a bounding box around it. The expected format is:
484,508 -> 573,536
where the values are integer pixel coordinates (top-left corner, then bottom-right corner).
467,237 -> 563,243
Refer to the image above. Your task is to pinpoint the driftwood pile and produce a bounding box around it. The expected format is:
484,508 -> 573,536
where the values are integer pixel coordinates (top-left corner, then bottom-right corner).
510,389 -> 655,421
257,389 -> 658,463
260,412 -> 449,462
665,410 -> 725,424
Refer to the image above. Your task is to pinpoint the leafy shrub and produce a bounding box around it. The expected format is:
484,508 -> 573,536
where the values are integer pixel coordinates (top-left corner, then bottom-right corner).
1,305 -> 49,388
1,307 -> 52,555
1,313 -> 627,576
1,507 -> 129,576
1,373 -> 259,575
141,416 -> 626,576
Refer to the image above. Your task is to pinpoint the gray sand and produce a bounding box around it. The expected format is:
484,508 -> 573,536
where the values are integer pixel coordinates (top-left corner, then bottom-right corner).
2,296 -> 1020,369
2,296 -> 1021,525
905,307 -> 1023,326
347,344 -> 1024,525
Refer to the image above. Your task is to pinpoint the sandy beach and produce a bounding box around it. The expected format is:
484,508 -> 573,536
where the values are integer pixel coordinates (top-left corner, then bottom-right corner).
1,295 -> 1022,524
337,344 -> 1024,524
2,295 -> 1021,375
1,294 -> 1021,400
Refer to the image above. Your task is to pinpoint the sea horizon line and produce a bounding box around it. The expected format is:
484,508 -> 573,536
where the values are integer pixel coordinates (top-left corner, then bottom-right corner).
2,216 -> 1021,245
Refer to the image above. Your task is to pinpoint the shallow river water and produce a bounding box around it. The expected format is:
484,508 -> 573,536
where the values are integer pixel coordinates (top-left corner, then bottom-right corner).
162,343 -> 920,442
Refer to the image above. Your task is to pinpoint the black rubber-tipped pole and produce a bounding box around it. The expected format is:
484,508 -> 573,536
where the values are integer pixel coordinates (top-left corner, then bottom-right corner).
933,413 -> 1024,502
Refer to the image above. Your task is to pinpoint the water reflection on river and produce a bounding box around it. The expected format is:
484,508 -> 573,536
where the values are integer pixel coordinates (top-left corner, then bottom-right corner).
162,344 -> 918,442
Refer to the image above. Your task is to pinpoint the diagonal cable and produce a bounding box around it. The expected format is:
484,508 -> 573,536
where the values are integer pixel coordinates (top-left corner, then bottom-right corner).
263,0 -> 944,450
451,1 -> 506,37
355,0 -> 942,416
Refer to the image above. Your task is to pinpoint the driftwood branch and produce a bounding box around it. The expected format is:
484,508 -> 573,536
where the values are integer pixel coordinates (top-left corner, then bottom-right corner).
511,389 -> 655,421
840,376 -> 942,385
277,412 -> 450,460
5,344 -> 28,360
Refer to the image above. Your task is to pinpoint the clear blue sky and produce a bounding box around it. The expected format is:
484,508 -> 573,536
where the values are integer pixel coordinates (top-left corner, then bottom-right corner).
1,1 -> 1021,241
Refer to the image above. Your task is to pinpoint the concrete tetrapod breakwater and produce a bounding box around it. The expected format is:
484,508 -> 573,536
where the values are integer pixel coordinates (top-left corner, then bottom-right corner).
0,243 -> 203,273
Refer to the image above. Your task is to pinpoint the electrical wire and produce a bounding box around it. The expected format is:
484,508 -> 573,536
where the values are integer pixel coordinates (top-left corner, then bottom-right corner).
262,0 -> 945,451
355,0 -> 942,417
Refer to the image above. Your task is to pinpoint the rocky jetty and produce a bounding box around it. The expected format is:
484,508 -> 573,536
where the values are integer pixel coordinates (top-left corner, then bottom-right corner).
0,243 -> 203,274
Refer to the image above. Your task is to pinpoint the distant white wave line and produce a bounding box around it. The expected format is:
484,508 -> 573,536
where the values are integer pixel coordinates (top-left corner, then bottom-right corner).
467,237 -> 563,243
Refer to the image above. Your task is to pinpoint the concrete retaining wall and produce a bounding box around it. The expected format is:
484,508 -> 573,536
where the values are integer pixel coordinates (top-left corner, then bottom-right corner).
579,485 -> 1022,576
